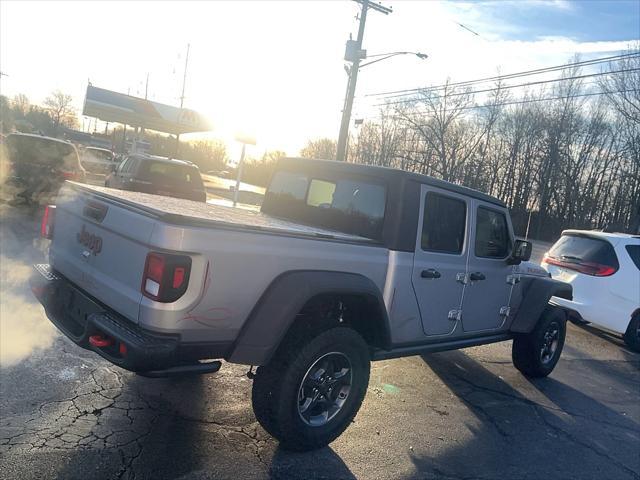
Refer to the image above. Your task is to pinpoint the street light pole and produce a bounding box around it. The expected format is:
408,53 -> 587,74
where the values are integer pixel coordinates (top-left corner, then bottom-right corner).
336,1 -> 370,162
175,43 -> 190,159
337,47 -> 427,161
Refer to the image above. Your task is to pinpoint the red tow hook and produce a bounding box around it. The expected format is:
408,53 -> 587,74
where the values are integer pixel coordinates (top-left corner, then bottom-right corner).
89,334 -> 114,348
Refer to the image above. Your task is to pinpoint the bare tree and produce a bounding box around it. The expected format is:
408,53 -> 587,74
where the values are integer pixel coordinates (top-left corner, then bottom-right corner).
599,44 -> 640,126
346,56 -> 640,238
12,93 -> 30,117
43,90 -> 77,132
300,138 -> 337,160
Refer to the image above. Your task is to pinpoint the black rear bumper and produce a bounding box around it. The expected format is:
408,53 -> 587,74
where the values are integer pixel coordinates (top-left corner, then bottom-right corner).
30,264 -> 225,376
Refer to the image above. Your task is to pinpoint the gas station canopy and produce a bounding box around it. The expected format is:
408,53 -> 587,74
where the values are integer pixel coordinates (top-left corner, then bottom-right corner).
82,85 -> 213,135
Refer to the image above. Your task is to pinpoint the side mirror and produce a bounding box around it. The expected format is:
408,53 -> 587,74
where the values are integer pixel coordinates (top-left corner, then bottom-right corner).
508,239 -> 532,265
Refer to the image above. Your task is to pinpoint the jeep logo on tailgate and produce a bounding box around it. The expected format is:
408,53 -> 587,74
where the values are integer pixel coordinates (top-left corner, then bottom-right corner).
77,225 -> 102,255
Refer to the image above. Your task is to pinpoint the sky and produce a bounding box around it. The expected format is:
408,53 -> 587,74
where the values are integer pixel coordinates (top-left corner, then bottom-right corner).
1,0 -> 638,159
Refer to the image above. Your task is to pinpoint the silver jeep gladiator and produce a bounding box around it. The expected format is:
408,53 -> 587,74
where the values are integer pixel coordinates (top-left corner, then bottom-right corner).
30,157 -> 571,451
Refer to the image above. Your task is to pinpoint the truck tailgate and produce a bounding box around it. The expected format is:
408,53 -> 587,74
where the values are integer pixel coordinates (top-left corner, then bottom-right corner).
50,185 -> 156,324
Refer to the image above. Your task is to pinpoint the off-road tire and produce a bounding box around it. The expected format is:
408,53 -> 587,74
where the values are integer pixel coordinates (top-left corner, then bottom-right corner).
512,306 -> 566,378
251,327 -> 370,451
623,314 -> 640,352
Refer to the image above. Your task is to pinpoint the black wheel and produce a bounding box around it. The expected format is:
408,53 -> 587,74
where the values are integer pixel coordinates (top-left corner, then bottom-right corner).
623,314 -> 640,352
568,315 -> 590,326
251,327 -> 370,451
512,306 -> 566,378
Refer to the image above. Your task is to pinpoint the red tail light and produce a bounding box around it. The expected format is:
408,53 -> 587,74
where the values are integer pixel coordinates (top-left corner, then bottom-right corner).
41,205 -> 56,239
62,171 -> 79,180
141,252 -> 192,302
543,255 -> 617,277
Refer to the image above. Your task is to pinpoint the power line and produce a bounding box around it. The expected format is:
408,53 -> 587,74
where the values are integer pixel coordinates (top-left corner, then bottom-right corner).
360,89 -> 635,122
365,51 -> 640,99
374,67 -> 640,107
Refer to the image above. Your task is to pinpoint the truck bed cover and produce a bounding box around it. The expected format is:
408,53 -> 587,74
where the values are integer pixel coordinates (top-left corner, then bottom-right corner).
68,183 -> 375,243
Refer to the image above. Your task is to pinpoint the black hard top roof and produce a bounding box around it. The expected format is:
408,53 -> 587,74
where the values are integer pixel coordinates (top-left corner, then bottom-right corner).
277,157 -> 506,208
8,132 -> 74,146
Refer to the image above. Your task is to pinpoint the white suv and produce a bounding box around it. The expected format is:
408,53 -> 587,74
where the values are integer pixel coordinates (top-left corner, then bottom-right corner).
542,230 -> 640,351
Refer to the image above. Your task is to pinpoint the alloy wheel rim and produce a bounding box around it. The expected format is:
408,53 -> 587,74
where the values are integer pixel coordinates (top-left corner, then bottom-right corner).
540,321 -> 560,364
297,352 -> 353,427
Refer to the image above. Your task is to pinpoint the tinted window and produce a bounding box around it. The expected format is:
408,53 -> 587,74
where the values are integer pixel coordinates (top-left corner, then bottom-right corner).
421,192 -> 466,253
126,158 -> 138,173
268,171 -> 308,200
263,171 -> 386,240
139,161 -> 203,188
7,135 -> 78,169
475,207 -> 509,258
626,245 -> 640,271
548,234 -> 619,268
117,158 -> 129,173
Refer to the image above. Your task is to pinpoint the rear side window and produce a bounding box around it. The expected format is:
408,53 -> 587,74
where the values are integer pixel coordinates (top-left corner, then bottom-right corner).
421,192 -> 466,254
548,235 -> 619,267
625,245 -> 640,271
125,158 -> 138,173
475,207 -> 510,258
117,158 -> 127,173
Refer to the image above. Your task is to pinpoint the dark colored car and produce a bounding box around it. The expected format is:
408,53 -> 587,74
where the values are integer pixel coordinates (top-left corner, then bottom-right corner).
5,133 -> 85,203
105,154 -> 207,202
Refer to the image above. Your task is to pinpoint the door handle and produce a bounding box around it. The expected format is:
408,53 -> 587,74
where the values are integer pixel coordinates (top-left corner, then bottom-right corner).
469,272 -> 486,281
421,268 -> 441,279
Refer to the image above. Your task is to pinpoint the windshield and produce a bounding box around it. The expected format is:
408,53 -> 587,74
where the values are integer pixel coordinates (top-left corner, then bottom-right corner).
262,170 -> 386,240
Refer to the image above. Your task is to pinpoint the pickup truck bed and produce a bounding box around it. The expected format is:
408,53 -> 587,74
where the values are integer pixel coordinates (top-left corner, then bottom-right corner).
77,183 -> 374,243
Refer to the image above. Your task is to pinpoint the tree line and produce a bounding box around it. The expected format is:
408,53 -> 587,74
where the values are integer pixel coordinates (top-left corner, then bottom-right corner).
2,49 -> 638,239
340,49 -> 640,239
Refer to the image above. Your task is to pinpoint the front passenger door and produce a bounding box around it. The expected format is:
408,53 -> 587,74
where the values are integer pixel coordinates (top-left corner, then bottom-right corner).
461,203 -> 514,333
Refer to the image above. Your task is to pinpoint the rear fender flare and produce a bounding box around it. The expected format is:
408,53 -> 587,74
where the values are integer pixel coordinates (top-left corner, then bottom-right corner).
510,277 -> 572,334
227,270 -> 390,365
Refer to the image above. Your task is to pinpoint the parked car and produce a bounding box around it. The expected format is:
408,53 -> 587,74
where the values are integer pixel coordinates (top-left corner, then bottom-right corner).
5,133 -> 85,203
542,230 -> 640,351
105,153 -> 206,202
30,157 -> 571,451
81,147 -> 117,175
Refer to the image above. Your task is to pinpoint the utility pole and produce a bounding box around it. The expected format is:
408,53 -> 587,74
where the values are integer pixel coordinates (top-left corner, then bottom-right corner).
336,0 -> 391,161
175,43 -> 190,158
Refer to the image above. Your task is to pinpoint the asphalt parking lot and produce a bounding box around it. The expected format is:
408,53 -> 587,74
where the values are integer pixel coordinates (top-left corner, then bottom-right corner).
1,204 -> 638,480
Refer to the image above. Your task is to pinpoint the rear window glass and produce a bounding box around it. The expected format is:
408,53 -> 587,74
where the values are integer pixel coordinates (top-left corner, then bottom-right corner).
625,245 -> 640,271
7,135 -> 78,168
139,161 -> 203,188
548,234 -> 619,268
262,171 -> 386,240
84,149 -> 113,162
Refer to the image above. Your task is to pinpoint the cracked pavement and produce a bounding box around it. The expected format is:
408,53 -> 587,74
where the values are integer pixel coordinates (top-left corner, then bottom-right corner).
1,204 -> 639,479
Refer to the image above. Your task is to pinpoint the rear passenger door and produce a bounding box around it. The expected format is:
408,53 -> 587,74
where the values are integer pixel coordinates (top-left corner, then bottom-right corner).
460,202 -> 514,333
412,186 -> 469,336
